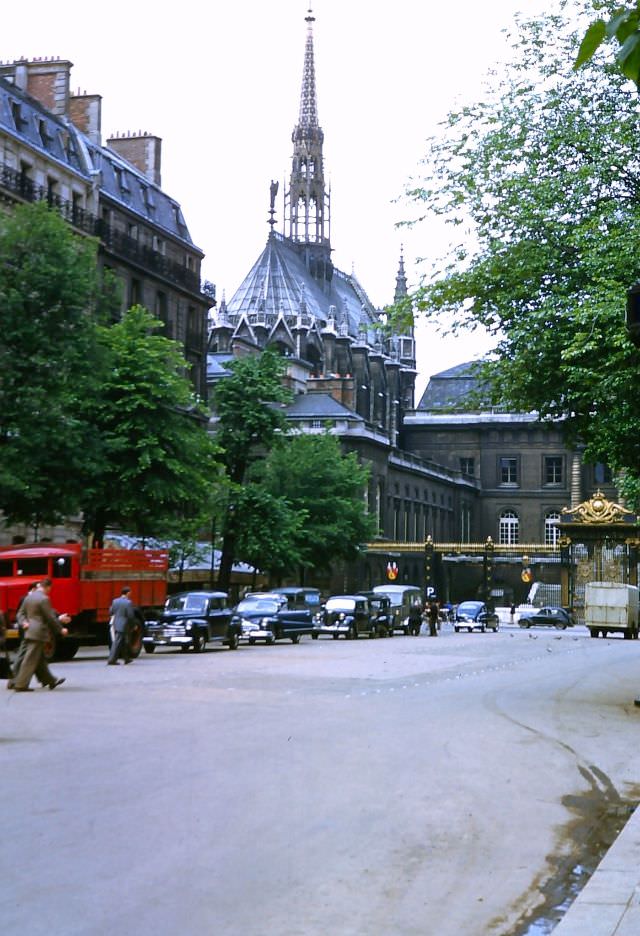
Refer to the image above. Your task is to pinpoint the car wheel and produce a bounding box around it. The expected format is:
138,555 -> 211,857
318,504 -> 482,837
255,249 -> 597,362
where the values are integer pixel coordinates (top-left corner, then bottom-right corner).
333,633 -> 339,640
266,636 -> 276,645
481,625 -> 486,633
454,626 -> 459,633
193,632 -> 206,653
227,633 -> 239,651
349,626 -> 357,640
143,644 -> 156,654
180,644 -> 190,653
369,626 -> 377,639
291,634 -> 300,644
248,638 -> 256,646
312,633 -> 318,640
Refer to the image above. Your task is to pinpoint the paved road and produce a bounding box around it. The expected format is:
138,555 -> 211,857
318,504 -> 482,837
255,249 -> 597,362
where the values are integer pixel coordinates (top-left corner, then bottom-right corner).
3,626 -> 640,936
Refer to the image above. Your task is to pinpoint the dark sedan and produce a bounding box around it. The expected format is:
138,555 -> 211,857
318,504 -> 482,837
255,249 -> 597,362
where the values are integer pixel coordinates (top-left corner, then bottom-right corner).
518,606 -> 575,629
233,594 -> 314,644
454,600 -> 500,633
143,591 -> 240,652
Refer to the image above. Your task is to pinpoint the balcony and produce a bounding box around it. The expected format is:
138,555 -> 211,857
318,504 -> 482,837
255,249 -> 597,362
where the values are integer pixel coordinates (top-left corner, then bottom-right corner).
0,160 -> 204,297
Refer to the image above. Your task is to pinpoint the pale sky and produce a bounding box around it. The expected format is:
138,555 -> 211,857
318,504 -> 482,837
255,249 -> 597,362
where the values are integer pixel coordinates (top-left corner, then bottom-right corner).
4,0 -> 550,398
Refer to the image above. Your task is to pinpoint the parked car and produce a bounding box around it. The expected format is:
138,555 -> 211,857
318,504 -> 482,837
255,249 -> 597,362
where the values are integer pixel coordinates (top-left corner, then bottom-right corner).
372,584 -> 423,634
454,600 -> 500,633
232,593 -> 314,644
357,592 -> 394,636
269,587 -> 322,613
143,591 -> 240,652
312,594 -> 377,639
518,606 -> 575,629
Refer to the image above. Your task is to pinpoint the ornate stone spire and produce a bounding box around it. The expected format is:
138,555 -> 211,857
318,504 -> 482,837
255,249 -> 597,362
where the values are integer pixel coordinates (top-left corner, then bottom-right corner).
394,246 -> 408,303
285,6 -> 332,271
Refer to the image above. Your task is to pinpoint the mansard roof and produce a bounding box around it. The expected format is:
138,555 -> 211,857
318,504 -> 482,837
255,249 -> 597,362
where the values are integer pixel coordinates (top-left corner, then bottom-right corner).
0,73 -> 199,251
227,231 -> 379,341
417,361 -> 490,412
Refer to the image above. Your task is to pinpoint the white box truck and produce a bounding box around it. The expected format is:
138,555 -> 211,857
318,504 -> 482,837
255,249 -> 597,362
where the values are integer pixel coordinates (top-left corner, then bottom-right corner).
584,582 -> 639,640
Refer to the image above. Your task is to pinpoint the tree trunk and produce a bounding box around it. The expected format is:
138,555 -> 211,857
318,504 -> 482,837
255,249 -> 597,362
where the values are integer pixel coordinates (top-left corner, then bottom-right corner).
218,530 -> 236,594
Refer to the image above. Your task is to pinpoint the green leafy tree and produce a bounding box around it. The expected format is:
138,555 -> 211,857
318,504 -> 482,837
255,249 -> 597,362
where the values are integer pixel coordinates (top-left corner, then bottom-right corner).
0,202 -> 107,533
81,305 -> 219,543
211,350 -> 292,590
577,2 -> 640,86
233,484 -> 307,583
259,433 -> 376,577
402,5 -> 640,490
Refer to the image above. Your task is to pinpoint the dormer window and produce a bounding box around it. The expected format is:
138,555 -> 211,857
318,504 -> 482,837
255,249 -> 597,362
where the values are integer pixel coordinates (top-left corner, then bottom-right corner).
11,100 -> 28,131
38,119 -> 52,148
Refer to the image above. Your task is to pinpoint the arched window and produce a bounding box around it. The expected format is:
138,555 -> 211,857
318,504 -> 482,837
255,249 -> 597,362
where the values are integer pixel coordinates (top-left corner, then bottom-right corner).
545,511 -> 561,546
499,510 -> 519,545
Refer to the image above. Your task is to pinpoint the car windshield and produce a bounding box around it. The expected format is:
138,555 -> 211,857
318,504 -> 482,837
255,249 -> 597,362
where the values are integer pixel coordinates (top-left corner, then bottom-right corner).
458,602 -> 482,615
237,599 -> 279,614
326,598 -> 356,612
166,594 -> 207,614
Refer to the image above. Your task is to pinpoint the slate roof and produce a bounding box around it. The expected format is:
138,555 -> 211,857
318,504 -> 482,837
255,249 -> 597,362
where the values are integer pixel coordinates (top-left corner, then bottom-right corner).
417,361 -> 490,412
284,392 -> 363,422
0,73 -> 199,251
227,231 -> 380,341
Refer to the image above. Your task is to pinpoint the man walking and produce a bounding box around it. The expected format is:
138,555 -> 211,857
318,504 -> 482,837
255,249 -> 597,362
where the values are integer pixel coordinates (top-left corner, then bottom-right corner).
12,579 -> 71,691
107,587 -> 136,665
7,582 -> 41,690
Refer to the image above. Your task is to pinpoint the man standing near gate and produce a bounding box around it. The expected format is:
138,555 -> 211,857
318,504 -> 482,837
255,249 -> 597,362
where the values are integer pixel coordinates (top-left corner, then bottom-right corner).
107,587 -> 136,665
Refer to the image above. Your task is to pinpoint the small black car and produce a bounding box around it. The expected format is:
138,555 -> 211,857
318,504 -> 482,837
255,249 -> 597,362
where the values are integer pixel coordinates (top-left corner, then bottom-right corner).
518,606 -> 575,629
233,593 -> 315,644
453,600 -> 500,633
312,595 -> 377,639
357,592 -> 394,637
143,591 -> 240,653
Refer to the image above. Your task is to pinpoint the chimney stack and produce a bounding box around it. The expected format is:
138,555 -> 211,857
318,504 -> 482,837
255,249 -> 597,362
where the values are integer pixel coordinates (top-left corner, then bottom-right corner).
107,133 -> 162,186
0,57 -> 73,115
69,91 -> 102,145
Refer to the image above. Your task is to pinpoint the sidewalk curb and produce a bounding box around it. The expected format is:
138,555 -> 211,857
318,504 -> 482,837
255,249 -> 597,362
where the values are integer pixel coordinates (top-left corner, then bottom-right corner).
552,805 -> 640,935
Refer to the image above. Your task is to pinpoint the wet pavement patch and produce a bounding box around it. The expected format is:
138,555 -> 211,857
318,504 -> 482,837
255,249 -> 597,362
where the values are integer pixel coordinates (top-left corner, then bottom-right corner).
504,766 -> 640,936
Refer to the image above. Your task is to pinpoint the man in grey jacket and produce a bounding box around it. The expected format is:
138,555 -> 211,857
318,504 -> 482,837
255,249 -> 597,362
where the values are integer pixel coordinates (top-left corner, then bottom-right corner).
107,586 -> 136,665
12,579 -> 70,691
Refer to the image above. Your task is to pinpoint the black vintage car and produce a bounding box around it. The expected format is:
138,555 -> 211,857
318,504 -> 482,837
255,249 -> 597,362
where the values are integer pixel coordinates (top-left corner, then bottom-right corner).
453,600 -> 500,633
312,594 -> 377,639
143,591 -> 240,653
232,593 -> 315,644
357,592 -> 394,637
518,606 -> 575,629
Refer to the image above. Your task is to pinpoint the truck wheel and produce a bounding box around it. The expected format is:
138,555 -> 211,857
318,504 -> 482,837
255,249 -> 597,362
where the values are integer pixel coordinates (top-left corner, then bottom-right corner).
43,634 -> 56,662
144,644 -> 156,654
589,629 -> 598,638
56,639 -> 79,661
128,621 -> 144,658
624,630 -> 632,640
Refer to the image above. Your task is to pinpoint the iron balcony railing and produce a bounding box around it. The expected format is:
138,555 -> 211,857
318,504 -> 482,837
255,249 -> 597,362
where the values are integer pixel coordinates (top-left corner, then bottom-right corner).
0,161 -> 203,296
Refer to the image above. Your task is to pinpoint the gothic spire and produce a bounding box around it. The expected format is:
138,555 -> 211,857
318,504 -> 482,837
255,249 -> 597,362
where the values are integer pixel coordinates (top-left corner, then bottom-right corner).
299,8 -> 319,129
285,6 -> 331,271
394,247 -> 408,303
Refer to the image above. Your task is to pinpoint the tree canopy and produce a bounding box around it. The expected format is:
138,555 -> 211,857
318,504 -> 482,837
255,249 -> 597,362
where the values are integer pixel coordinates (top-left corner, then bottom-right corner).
577,1 -> 640,86
0,202 -> 106,530
402,3 -> 640,488
80,305 -> 219,543
258,432 -> 376,576
211,350 -> 292,589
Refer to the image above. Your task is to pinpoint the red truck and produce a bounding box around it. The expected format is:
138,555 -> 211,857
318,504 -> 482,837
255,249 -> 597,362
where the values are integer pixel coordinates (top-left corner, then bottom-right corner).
0,542 -> 168,659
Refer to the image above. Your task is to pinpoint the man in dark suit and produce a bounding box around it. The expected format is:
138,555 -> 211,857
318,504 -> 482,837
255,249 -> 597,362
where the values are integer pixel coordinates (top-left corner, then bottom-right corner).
107,587 -> 136,665
12,579 -> 71,691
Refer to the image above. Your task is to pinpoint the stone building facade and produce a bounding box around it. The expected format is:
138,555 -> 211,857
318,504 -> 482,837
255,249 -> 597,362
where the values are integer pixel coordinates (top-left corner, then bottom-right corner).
0,56 -> 211,398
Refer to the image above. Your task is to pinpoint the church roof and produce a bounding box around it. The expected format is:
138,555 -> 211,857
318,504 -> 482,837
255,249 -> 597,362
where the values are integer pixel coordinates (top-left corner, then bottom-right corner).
417,361 -> 490,412
226,230 -> 380,340
285,392 -> 363,421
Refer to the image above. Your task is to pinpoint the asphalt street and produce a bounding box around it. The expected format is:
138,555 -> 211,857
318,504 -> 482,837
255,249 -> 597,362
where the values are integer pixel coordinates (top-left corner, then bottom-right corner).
3,624 -> 640,936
